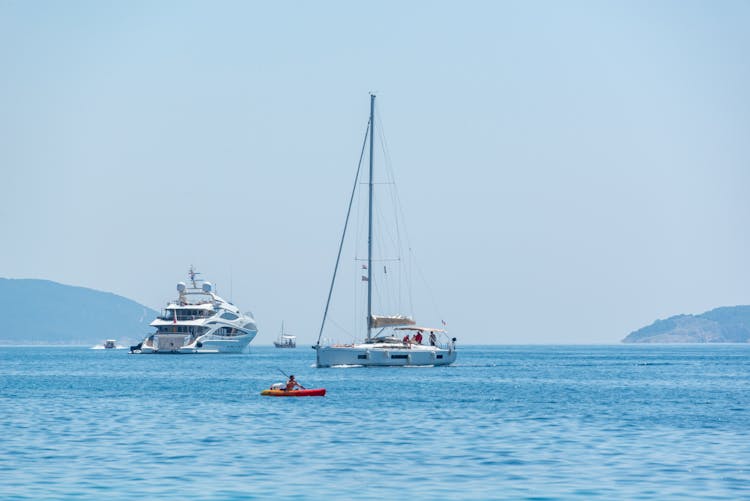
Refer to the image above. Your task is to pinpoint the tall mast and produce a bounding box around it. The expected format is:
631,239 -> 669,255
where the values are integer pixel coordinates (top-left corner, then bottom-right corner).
367,94 -> 375,340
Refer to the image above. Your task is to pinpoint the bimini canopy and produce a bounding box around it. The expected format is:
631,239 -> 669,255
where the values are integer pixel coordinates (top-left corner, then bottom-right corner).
370,315 -> 416,328
394,326 -> 447,333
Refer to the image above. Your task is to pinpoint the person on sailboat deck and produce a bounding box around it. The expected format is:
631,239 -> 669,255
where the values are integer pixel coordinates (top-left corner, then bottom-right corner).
429,331 -> 437,346
285,375 -> 302,391
402,334 -> 410,344
414,331 -> 423,344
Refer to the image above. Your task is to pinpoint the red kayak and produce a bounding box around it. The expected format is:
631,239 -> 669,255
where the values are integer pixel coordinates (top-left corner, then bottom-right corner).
261,388 -> 326,397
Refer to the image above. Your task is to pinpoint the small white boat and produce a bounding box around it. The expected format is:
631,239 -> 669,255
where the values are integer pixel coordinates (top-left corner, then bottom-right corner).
103,339 -> 117,349
273,335 -> 297,348
273,322 -> 296,348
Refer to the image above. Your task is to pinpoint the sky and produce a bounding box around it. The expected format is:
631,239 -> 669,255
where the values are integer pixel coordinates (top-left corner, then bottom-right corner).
2,1 -> 749,344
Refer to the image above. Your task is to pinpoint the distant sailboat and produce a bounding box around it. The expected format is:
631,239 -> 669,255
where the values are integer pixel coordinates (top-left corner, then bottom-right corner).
313,94 -> 457,367
273,321 -> 296,348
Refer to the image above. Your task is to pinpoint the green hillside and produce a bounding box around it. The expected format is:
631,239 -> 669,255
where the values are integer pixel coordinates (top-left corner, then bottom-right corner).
623,306 -> 750,343
0,278 -> 157,345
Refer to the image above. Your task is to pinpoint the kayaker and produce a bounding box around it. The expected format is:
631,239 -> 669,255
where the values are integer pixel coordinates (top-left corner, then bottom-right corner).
285,375 -> 303,391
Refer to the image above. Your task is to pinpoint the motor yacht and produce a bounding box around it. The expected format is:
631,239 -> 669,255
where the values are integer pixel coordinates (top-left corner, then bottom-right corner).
131,267 -> 257,354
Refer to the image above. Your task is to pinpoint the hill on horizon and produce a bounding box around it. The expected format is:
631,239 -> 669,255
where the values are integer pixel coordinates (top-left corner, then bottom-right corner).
0,278 -> 157,345
623,305 -> 750,343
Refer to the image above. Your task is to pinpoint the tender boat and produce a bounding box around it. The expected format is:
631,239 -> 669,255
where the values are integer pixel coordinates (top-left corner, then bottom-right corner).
313,95 -> 457,367
103,339 -> 117,349
130,266 -> 258,354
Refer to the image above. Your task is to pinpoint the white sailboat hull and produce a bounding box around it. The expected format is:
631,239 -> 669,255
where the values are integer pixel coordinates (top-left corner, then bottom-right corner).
316,343 -> 456,367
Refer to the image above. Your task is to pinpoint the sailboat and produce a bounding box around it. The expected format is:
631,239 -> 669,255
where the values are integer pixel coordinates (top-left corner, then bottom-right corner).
313,94 -> 457,367
273,321 -> 296,348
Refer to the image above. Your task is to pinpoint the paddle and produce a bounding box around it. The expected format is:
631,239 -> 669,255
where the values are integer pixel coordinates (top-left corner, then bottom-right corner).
277,368 -> 305,389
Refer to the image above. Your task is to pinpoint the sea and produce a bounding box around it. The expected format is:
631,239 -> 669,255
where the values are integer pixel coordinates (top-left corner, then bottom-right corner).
1,344 -> 748,500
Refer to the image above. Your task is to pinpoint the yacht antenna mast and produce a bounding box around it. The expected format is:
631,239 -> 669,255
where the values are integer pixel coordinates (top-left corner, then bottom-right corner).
188,265 -> 200,288
367,93 -> 375,340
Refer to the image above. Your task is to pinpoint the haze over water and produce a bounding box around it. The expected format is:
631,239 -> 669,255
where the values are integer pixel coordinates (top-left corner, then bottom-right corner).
1,345 -> 748,499
3,2 -> 750,345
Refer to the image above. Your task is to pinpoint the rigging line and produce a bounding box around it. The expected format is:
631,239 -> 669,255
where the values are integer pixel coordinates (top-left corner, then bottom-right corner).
354,259 -> 359,338
377,107 -> 412,317
373,209 -> 400,262
372,105 -> 404,316
375,104 -> 412,255
354,156 -> 364,285
408,247 -> 415,315
386,158 -> 416,315
375,105 -> 394,180
371,106 -> 408,317
316,120 -> 371,347
377,219 -> 402,315
327,316 -> 354,337
410,245 -> 443,326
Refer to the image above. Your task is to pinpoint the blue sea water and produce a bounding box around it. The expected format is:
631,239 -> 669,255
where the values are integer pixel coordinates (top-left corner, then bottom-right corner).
1,345 -> 749,500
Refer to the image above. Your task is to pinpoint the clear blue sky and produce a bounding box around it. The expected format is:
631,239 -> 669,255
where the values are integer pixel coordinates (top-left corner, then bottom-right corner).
2,1 -> 749,344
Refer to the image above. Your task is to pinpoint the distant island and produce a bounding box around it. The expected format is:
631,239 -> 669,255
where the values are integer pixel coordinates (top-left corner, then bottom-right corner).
0,278 -> 157,345
623,305 -> 750,343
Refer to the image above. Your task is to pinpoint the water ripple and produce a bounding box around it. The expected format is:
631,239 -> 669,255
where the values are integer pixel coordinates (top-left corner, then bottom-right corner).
1,345 -> 749,499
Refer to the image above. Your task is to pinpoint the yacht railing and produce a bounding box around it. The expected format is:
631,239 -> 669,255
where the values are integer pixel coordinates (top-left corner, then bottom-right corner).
157,312 -> 214,321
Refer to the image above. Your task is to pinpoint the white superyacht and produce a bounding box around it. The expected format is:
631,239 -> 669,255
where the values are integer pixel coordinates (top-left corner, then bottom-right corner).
131,267 -> 257,354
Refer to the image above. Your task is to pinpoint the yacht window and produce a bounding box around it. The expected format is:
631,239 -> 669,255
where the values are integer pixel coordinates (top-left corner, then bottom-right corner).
390,354 -> 409,359
215,327 -> 238,336
220,312 -> 238,320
